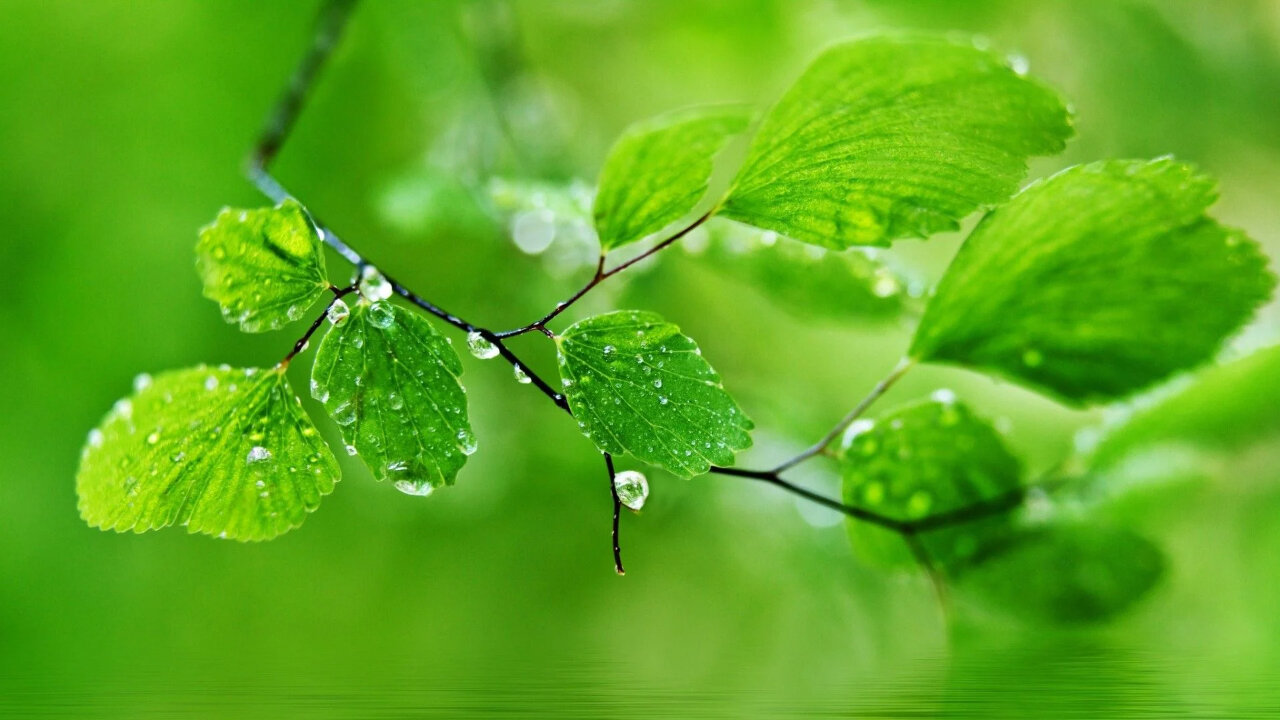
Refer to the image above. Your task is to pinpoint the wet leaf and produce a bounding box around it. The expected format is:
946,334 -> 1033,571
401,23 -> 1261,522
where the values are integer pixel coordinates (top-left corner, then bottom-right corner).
722,36 -> 1072,249
556,310 -> 753,477
311,300 -> 474,495
195,198 -> 331,332
76,366 -> 338,541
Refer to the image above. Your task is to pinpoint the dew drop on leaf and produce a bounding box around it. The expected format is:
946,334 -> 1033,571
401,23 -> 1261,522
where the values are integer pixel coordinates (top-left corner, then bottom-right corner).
394,479 -> 434,497
246,446 -> 272,465
367,301 -> 395,329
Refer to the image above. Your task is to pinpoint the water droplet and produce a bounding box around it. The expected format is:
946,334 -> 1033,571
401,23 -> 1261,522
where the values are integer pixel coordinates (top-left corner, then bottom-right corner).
327,298 -> 351,326
332,402 -> 357,425
466,331 -> 499,359
1022,348 -> 1044,367
359,265 -> 394,302
368,301 -> 395,329
602,345 -> 615,356
930,389 -> 956,405
653,379 -> 662,389
345,444 -> 358,456
386,460 -> 409,472
871,269 -> 900,298
862,482 -> 885,505
87,429 -> 104,448
387,392 -> 404,410
1007,52 -> 1029,76
395,479 -> 434,497
659,396 -> 668,405
246,446 -> 272,464
133,373 -> 153,393
204,375 -> 219,391
613,470 -> 649,511
907,490 -> 933,518
171,451 -> 185,463
511,208 -> 557,254
146,431 -> 160,445
513,365 -> 531,384
457,429 -> 478,456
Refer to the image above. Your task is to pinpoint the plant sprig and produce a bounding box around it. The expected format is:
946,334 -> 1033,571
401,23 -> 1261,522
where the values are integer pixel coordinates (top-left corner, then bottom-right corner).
76,0 -> 1276,625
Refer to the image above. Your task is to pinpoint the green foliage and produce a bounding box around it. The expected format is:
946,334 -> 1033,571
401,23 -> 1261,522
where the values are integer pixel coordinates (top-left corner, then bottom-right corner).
594,107 -> 751,251
721,36 -> 1072,249
912,158 -> 1276,405
195,199 -> 331,332
76,366 -> 338,541
1090,344 -> 1280,469
839,396 -> 1022,568
957,523 -> 1165,624
691,219 -> 911,322
311,299 -> 474,495
555,310 -> 753,477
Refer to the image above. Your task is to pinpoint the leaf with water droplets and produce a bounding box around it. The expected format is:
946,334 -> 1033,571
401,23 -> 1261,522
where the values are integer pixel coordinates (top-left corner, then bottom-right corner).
911,158 -> 1276,405
76,366 -> 338,541
195,198 -> 331,332
721,37 -> 1072,249
311,300 -> 474,494
594,106 -> 751,252
955,522 -> 1165,624
556,310 -> 753,478
838,396 -> 1023,569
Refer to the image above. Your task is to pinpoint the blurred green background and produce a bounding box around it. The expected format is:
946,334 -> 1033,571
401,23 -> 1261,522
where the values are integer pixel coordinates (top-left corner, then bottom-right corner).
4,1 -> 1280,716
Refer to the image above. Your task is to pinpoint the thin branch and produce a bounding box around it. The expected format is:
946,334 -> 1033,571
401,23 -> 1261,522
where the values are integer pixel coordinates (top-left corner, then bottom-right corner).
281,284 -> 358,366
604,453 -> 625,575
493,210 -> 714,339
772,356 -> 916,473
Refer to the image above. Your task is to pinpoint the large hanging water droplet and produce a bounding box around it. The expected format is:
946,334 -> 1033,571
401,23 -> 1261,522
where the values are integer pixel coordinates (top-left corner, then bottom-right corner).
513,365 -> 531,384
457,428 -> 478,456
327,298 -> 351,326
395,479 -> 434,497
368,301 -> 395,329
466,331 -> 499,359
246,446 -> 272,465
613,470 -> 649,511
359,265 -> 394,302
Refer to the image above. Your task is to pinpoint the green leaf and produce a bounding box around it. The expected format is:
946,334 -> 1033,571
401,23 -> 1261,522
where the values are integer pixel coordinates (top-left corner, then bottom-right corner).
911,158 -> 1276,405
1090,344 -> 1280,469
556,310 -> 753,477
956,523 -> 1165,624
311,299 -> 474,494
76,366 -> 338,541
839,396 -> 1023,569
594,106 -> 752,252
721,36 -> 1072,249
691,219 -> 912,322
196,198 -> 331,332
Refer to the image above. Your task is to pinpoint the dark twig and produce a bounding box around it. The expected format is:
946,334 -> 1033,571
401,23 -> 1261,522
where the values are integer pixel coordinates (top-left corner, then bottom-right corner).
604,453 -> 625,575
493,210 -> 715,339
281,284 -> 358,366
